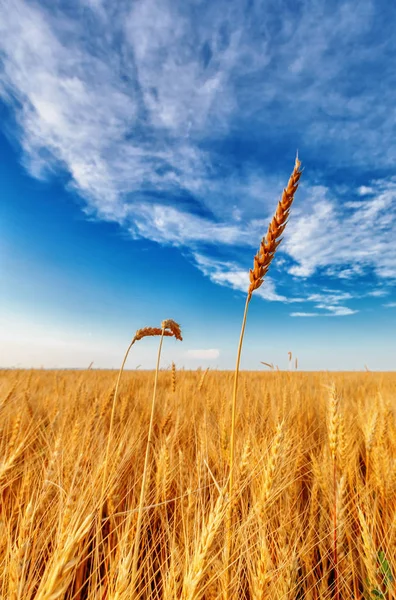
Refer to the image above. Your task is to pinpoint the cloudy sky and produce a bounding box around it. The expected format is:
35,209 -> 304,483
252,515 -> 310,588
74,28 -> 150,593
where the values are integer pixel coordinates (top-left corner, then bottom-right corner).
1,0 -> 396,370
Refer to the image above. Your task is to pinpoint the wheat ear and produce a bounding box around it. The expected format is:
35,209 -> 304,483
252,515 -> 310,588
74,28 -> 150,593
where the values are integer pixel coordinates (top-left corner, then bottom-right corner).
197,367 -> 210,392
247,155 -> 302,298
225,155 -> 302,594
171,362 -> 177,393
181,492 -> 226,600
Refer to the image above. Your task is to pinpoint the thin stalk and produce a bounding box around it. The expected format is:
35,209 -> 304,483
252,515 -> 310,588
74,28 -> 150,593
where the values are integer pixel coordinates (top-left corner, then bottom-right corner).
130,328 -> 165,595
101,339 -> 135,507
225,292 -> 251,593
333,457 -> 339,600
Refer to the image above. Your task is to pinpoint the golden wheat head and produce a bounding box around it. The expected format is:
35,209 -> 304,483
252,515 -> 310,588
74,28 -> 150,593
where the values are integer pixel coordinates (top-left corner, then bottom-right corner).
161,319 -> 183,341
132,327 -> 173,344
248,155 -> 302,299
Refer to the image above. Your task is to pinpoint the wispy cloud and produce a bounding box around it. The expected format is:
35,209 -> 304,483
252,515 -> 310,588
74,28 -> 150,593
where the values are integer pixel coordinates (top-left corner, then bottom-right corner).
192,252 -> 361,317
193,253 -> 289,302
1,0 -> 396,305
290,306 -> 357,317
283,181 -> 396,280
366,289 -> 389,298
128,204 -> 263,246
290,290 -> 358,317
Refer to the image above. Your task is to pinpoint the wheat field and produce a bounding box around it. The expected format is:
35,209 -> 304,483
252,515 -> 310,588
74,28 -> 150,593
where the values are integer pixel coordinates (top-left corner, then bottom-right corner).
1,367 -> 396,599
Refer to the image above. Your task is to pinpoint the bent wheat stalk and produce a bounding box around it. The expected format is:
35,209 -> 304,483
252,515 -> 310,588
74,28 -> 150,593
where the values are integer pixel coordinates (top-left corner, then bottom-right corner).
100,326 -> 174,506
99,320 -> 182,595
130,319 -> 182,596
225,155 -> 302,593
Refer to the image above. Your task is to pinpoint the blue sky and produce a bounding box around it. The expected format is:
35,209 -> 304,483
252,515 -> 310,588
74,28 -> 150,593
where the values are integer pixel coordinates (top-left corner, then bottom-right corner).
1,0 -> 396,370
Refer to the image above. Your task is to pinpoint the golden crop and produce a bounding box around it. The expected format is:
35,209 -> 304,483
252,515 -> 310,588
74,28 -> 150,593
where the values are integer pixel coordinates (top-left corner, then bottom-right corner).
1,368 -> 396,599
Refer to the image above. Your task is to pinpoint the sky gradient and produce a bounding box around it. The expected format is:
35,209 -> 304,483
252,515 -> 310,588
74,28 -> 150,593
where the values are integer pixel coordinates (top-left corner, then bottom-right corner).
1,0 -> 396,370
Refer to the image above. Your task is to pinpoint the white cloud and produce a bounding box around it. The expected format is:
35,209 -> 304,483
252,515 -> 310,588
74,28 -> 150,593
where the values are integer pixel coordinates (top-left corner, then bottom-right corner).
192,253 -> 362,316
290,306 -> 357,317
307,291 -> 353,304
290,312 -> 321,318
288,289 -> 358,317
383,302 -> 396,308
316,305 -> 357,316
187,348 -> 220,360
366,289 -> 389,298
129,204 -> 258,246
284,182 -> 396,280
358,186 -> 374,196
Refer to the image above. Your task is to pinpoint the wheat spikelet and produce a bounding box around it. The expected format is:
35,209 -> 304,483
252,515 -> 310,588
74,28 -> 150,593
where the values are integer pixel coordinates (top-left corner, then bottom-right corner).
243,379 -> 250,404
23,391 -> 34,420
161,319 -> 183,341
204,561 -> 221,600
1,411 -> 31,487
248,155 -> 302,298
357,506 -> 378,588
8,499 -> 34,600
181,493 -> 226,600
251,535 -> 273,600
327,383 -> 339,461
61,453 -> 85,538
1,381 -> 17,409
132,326 -> 173,344
281,389 -> 290,420
305,478 -> 320,573
160,410 -> 173,436
155,443 -> 171,505
260,421 -> 284,506
336,475 -> 347,554
99,386 -> 114,420
326,383 -> 341,600
8,410 -> 22,456
171,362 -> 177,393
364,410 -> 378,454
361,408 -> 378,482
239,438 -> 251,482
197,367 -> 209,392
117,392 -> 129,426
35,513 -> 93,600
163,544 -> 182,599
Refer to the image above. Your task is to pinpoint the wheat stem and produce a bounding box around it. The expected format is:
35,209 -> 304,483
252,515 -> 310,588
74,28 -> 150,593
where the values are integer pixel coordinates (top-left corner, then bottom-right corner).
130,327 -> 166,596
100,339 -> 135,507
225,292 -> 250,590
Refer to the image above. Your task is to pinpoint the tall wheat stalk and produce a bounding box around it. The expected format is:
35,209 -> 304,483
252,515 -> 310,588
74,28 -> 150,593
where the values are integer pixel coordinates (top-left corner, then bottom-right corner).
225,155 -> 302,594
